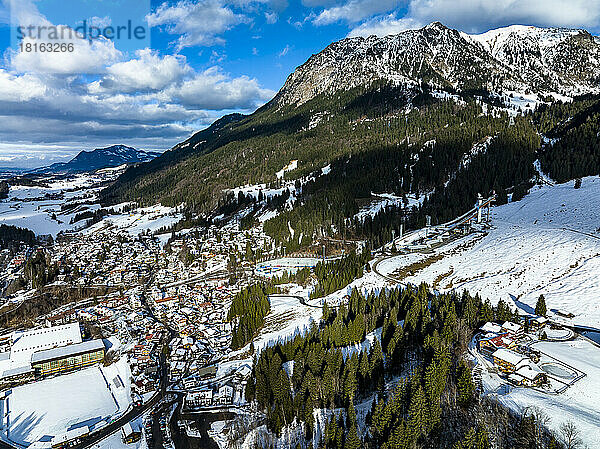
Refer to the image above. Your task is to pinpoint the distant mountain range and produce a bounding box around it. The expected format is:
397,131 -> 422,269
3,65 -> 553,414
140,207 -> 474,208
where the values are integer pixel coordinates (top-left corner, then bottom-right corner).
31,145 -> 161,174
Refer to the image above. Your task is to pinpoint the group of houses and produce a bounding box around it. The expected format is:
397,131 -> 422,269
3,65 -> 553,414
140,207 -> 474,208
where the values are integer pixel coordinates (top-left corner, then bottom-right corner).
478,319 -> 548,387
183,363 -> 251,410
50,229 -> 159,288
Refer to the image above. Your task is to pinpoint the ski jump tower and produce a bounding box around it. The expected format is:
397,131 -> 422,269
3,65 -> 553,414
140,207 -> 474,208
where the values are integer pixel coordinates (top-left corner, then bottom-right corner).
476,193 -> 493,224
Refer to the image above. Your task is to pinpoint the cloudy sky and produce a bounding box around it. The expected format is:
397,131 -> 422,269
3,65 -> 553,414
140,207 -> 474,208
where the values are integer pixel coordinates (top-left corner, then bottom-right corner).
0,0 -> 599,168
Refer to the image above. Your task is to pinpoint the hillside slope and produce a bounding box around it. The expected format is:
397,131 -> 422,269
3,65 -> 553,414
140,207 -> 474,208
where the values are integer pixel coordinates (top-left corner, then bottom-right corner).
100,22 -> 600,251
376,176 -> 600,327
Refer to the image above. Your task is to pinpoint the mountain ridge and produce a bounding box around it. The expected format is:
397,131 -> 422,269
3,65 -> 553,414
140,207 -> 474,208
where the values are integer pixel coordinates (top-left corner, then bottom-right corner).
100,22 -> 600,230
273,22 -> 600,107
32,145 -> 161,174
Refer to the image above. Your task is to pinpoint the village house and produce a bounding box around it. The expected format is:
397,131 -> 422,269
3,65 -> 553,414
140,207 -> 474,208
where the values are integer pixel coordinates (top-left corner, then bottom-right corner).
492,348 -> 529,373
509,363 -> 547,387
185,387 -> 213,408
501,321 -> 523,338
478,334 -> 516,354
527,315 -> 548,331
479,322 -> 503,334
217,382 -> 234,404
121,422 -> 142,444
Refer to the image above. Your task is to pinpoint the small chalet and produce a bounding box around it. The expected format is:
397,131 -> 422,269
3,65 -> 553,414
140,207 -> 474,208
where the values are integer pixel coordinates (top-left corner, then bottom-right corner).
479,322 -> 503,334
501,321 -> 523,338
478,334 -> 516,354
528,316 -> 548,331
510,363 -> 547,387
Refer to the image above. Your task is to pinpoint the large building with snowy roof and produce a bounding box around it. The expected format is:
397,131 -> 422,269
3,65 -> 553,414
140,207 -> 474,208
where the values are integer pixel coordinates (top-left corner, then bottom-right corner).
0,322 -> 105,383
31,339 -> 105,377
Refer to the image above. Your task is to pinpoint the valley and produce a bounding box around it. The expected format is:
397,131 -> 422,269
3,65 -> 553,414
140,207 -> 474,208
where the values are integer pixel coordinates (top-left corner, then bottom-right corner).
0,18 -> 599,449
0,165 -> 598,448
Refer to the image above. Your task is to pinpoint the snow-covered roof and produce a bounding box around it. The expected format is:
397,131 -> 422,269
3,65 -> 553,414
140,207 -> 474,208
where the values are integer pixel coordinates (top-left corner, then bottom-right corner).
31,339 -> 104,364
480,322 -> 502,334
12,323 -> 82,357
516,363 -> 544,380
501,321 -> 522,332
492,348 -> 528,366
1,365 -> 33,378
51,426 -> 89,445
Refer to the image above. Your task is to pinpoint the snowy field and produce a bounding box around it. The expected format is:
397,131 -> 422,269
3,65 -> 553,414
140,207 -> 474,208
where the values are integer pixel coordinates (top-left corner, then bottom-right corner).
0,171 -> 181,239
220,289 -> 324,379
85,204 -> 183,237
376,177 -> 600,327
354,192 -> 424,222
1,359 -> 131,447
481,338 -> 600,446
0,177 -> 103,236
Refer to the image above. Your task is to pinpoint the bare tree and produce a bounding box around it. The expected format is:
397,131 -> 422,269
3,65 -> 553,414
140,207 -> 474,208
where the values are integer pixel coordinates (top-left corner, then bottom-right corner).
524,406 -> 550,448
560,421 -> 583,449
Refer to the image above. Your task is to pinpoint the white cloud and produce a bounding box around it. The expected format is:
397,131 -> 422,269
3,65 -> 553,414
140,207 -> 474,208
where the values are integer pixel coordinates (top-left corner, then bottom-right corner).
346,0 -> 600,39
7,0 -> 122,74
166,66 -> 275,110
313,0 -> 401,25
0,70 -> 47,101
147,0 -> 248,49
0,46 -> 274,160
94,49 -> 191,93
11,35 -> 122,74
348,14 -> 422,37
408,0 -> 600,32
278,44 -> 291,57
301,0 -> 337,7
349,0 -> 600,37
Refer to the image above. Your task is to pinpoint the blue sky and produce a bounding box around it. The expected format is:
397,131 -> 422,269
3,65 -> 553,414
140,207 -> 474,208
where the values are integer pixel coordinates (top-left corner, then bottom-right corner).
0,0 -> 599,168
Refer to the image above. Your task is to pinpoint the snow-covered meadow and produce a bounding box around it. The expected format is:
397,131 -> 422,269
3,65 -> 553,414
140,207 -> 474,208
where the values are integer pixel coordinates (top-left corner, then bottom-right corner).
1,358 -> 131,447
480,337 -> 600,446
0,173 -> 107,236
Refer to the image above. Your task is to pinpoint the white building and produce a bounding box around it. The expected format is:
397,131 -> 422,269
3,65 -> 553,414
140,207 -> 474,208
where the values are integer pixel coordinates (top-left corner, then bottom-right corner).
479,322 -> 503,334
501,321 -> 523,337
0,323 -> 82,380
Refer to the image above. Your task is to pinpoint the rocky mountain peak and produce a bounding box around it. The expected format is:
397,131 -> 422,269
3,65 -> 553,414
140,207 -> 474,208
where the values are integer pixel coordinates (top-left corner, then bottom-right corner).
273,22 -> 600,107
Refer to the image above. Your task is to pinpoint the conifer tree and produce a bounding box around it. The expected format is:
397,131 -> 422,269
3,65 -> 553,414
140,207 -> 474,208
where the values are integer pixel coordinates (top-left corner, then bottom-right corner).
535,294 -> 547,317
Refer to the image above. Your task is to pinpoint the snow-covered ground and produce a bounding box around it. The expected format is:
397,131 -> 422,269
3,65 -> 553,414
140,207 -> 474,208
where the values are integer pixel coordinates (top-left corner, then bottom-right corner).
247,291 -> 321,355
85,204 -> 183,237
481,337 -> 600,446
94,416 -> 145,449
1,359 -> 131,447
354,192 -> 423,222
0,171 -> 180,239
376,177 -> 600,327
0,173 -> 107,236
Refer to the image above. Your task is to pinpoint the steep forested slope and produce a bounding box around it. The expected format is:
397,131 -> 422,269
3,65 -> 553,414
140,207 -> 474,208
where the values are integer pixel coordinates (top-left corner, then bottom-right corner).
534,96 -> 600,182
101,23 -> 600,251
248,285 -> 562,448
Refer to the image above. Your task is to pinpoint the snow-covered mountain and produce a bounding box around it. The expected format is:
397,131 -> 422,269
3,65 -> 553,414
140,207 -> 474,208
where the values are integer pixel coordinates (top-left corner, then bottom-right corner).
274,22 -> 600,106
33,145 -> 161,174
